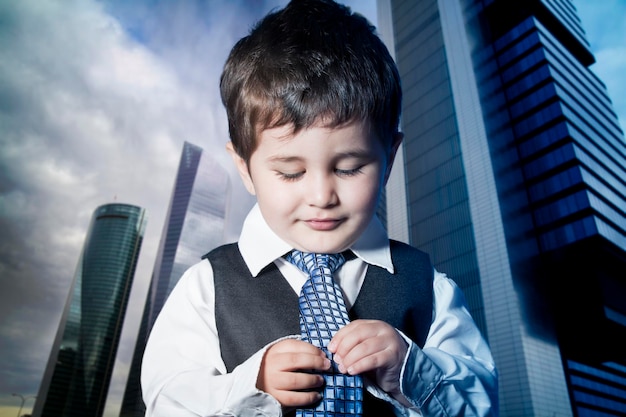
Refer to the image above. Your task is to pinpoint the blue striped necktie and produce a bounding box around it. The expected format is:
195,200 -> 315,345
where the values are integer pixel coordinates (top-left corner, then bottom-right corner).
286,250 -> 363,417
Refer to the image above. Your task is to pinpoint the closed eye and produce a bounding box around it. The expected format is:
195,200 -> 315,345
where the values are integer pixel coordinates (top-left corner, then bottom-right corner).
276,171 -> 304,181
335,167 -> 364,177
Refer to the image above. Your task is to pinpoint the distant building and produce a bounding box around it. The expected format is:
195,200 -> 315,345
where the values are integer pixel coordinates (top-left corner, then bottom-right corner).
119,141 -> 230,417
380,0 -> 626,415
33,203 -> 147,417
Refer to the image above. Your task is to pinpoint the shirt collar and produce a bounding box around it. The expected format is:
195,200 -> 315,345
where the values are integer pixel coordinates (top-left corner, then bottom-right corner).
238,204 -> 394,276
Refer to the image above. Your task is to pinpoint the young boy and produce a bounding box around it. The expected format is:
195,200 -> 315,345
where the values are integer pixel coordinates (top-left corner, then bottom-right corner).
141,0 -> 497,416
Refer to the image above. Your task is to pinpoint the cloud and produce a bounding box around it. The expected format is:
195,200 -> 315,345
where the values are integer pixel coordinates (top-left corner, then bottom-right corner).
0,0 -> 255,412
0,0 -> 378,415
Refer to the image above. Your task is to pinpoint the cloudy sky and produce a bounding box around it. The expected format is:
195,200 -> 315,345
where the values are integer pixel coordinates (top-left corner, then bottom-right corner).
0,1 -> 623,416
0,1 -> 376,416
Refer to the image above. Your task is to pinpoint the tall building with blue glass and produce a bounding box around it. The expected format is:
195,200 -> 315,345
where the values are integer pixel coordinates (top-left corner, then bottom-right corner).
33,203 -> 147,417
119,141 -> 231,417
379,0 -> 626,415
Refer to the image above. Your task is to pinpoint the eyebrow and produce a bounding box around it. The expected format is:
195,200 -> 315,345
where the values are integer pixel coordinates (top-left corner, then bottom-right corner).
337,150 -> 375,159
267,150 -> 373,164
267,155 -> 304,163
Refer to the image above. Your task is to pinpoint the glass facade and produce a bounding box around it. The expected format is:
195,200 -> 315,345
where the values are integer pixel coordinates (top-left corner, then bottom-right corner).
384,0 -> 626,415
119,141 -> 230,417
33,203 -> 147,417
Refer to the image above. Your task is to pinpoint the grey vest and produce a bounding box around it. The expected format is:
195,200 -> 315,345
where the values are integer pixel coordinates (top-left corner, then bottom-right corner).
205,240 -> 433,416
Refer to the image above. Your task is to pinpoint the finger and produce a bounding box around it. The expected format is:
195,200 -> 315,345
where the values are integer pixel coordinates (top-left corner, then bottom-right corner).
340,334 -> 408,376
262,369 -> 325,408
267,339 -> 330,371
273,387 -> 323,408
328,321 -> 361,353
271,369 -> 326,392
329,320 -> 380,356
339,346 -> 388,375
270,350 -> 331,373
258,356 -> 328,403
334,335 -> 378,373
331,322 -> 406,374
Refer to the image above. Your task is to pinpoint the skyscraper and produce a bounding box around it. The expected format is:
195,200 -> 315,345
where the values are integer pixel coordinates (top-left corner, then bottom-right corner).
120,141 -> 231,417
379,0 -> 626,415
33,203 -> 147,417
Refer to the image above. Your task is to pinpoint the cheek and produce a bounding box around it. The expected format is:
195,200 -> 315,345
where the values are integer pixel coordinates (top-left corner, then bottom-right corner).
257,183 -> 297,214
344,178 -> 381,211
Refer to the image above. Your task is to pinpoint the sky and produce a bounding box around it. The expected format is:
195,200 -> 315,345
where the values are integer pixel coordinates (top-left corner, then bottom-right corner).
0,1 -> 623,417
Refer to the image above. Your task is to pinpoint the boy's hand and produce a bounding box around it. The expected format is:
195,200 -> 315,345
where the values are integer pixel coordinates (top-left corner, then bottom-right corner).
328,320 -> 408,397
257,339 -> 331,411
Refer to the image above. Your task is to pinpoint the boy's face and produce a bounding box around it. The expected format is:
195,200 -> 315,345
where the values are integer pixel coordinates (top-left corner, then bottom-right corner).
228,119 -> 401,254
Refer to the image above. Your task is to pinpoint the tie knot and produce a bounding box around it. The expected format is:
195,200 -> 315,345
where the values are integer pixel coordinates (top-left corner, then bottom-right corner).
287,250 -> 345,276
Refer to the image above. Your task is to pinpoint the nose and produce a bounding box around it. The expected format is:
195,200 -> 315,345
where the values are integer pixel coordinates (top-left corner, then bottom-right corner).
304,173 -> 338,208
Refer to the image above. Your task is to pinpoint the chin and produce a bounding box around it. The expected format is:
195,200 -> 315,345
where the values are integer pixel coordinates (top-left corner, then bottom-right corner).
295,240 -> 353,255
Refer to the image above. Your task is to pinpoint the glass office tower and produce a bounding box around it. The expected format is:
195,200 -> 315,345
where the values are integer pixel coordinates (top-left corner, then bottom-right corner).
33,203 -> 147,417
119,141 -> 230,417
379,0 -> 626,415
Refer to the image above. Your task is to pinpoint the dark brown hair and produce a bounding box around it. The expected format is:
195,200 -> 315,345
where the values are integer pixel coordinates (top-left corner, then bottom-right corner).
220,0 -> 402,162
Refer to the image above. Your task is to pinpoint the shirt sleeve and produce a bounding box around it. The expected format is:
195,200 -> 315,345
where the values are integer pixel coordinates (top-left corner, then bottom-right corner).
140,260 -> 283,417
382,270 -> 498,416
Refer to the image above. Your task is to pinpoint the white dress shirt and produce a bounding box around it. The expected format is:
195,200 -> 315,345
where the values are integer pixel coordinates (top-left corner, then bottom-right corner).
141,204 -> 498,416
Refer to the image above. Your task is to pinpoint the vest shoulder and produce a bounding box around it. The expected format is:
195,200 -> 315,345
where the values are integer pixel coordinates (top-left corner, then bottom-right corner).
389,239 -> 431,262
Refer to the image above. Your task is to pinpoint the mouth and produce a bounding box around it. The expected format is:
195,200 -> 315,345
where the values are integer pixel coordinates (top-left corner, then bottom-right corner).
304,218 -> 343,231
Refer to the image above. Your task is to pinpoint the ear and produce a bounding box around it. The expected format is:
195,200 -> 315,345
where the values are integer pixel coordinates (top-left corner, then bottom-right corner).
383,132 -> 404,185
226,142 -> 256,195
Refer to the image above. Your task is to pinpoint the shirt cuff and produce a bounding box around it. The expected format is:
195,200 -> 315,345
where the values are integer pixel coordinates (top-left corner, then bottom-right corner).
401,341 -> 444,408
363,331 -> 429,416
